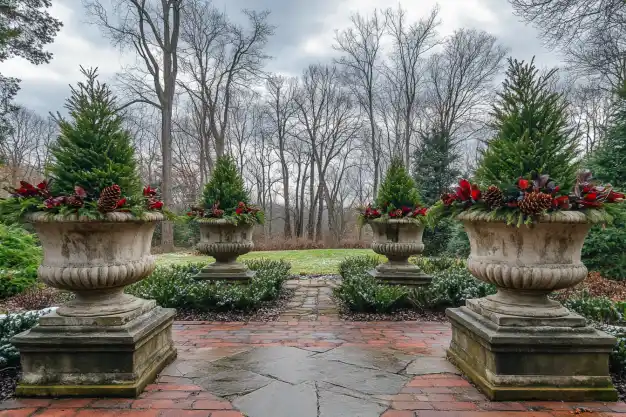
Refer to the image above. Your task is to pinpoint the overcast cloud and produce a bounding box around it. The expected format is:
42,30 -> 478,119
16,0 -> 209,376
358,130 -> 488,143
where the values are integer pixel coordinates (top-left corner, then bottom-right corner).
0,0 -> 560,115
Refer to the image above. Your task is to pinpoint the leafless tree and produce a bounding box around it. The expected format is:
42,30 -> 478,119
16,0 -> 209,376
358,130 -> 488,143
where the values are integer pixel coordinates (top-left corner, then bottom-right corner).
425,29 -> 507,143
384,5 -> 440,166
334,10 -> 386,196
179,1 -> 274,159
83,0 -> 182,250
568,81 -> 613,154
264,75 -> 298,238
509,0 -> 626,90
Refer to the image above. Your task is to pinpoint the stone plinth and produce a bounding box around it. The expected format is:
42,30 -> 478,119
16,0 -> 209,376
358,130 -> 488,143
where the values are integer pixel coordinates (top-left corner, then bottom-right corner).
12,302 -> 176,397
368,219 -> 431,287
195,219 -> 255,283
446,211 -> 617,401
447,304 -> 617,401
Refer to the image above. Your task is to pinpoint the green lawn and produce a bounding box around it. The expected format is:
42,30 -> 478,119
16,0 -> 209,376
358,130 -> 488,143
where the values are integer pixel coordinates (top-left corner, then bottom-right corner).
156,249 -> 383,275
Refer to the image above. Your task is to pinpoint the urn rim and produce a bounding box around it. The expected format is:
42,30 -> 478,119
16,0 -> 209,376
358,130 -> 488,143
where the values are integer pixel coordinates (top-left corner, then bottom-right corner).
456,210 -> 590,225
24,211 -> 164,224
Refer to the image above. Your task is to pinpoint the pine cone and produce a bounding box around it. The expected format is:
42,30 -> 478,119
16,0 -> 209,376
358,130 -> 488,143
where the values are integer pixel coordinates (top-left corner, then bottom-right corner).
98,185 -> 122,213
484,185 -> 504,209
518,191 -> 553,215
66,196 -> 84,208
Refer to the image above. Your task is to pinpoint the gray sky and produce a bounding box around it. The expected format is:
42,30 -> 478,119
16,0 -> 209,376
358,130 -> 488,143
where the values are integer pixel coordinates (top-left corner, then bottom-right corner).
0,0 -> 559,115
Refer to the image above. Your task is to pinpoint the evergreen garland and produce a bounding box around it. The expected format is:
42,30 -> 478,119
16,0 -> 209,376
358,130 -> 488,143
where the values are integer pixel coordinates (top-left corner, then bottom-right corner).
48,67 -> 141,199
475,57 -> 579,190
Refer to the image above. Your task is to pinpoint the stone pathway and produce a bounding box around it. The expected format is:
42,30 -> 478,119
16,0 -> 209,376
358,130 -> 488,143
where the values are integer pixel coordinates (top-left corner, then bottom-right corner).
280,278 -> 340,321
3,318 -> 626,416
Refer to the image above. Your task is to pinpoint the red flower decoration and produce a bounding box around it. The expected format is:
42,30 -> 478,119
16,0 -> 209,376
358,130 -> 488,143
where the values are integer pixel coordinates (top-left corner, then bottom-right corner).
401,206 -> 412,215
553,195 -> 570,209
74,186 -> 87,198
518,178 -> 530,190
607,191 -> 625,203
149,201 -> 164,210
116,198 -> 127,208
584,193 -> 598,202
143,186 -> 157,196
456,179 -> 472,201
235,207 -> 244,215
413,207 -> 428,216
470,184 -> 481,201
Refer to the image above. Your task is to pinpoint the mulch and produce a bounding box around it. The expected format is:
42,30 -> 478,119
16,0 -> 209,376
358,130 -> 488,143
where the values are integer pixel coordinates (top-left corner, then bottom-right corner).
0,367 -> 18,402
555,272 -> 626,302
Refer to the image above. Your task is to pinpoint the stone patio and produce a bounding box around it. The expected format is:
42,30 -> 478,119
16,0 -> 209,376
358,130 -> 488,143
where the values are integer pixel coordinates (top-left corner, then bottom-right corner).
2,279 -> 626,416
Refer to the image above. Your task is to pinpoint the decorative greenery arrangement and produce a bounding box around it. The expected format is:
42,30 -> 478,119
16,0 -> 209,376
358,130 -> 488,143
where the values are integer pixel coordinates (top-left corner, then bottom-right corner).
126,259 -> 290,311
431,171 -> 624,226
0,223 -> 42,299
0,67 -> 164,222
187,156 -> 263,225
358,158 -> 427,226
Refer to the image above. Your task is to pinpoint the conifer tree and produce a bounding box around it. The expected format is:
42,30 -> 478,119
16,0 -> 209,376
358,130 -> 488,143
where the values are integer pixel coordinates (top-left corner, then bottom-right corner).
48,67 -> 140,198
589,84 -> 626,190
375,157 -> 421,210
202,156 -> 249,213
475,58 -> 579,189
413,129 -> 461,205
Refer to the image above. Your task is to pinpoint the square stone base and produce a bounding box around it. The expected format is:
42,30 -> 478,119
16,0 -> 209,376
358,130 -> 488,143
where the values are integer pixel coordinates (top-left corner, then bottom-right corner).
12,303 -> 177,397
446,306 -> 618,401
194,262 -> 255,284
369,265 -> 431,287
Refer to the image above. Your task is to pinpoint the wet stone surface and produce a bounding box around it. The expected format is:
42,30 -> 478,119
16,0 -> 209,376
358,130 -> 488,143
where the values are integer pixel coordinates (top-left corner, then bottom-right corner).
190,346 -> 411,417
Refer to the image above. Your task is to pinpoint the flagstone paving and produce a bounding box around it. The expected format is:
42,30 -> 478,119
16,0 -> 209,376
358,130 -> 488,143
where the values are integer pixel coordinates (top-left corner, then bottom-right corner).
2,278 -> 626,416
2,319 -> 626,416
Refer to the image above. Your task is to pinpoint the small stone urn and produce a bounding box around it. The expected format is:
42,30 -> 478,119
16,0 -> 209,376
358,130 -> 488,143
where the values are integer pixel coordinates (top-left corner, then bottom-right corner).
368,218 -> 431,286
12,212 -> 176,397
446,211 -> 617,401
194,219 -> 255,283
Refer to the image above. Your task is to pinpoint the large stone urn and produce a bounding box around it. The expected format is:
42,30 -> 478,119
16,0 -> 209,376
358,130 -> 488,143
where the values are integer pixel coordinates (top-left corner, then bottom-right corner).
368,218 -> 431,287
446,211 -> 617,401
12,212 -> 176,397
194,219 -> 255,283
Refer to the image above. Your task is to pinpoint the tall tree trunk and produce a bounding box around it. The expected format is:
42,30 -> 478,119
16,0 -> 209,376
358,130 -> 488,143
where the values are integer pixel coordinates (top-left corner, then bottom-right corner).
315,183 -> 324,242
160,98 -> 174,251
281,160 -> 292,238
306,161 -> 316,240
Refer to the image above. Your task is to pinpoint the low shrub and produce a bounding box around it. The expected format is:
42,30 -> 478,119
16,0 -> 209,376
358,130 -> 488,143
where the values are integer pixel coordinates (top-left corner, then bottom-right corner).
333,267 -> 410,313
594,324 -> 626,377
0,224 -> 42,299
338,255 -> 379,279
0,311 -> 41,367
564,293 -> 626,324
582,211 -> 626,281
411,256 -> 466,274
411,268 -> 496,310
126,259 -> 290,312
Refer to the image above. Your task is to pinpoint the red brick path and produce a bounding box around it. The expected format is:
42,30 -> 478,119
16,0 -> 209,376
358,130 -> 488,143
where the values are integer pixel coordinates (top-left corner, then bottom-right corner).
2,319 -> 625,416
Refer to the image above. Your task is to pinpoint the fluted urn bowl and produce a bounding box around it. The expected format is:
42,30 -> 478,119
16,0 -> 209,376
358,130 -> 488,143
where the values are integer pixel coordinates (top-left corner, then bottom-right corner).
26,211 -> 163,317
368,218 -> 431,286
195,219 -> 255,282
458,210 -> 592,318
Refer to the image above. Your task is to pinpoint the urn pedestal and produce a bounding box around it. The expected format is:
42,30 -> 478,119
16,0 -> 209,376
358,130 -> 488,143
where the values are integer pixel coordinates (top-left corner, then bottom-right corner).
368,219 -> 431,287
12,212 -> 176,397
446,211 -> 617,401
194,219 -> 255,283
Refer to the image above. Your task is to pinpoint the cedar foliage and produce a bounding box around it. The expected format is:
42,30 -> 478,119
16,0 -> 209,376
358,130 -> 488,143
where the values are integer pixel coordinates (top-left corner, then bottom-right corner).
202,156 -> 249,212
375,157 -> 421,210
475,57 -> 579,190
47,67 -> 141,198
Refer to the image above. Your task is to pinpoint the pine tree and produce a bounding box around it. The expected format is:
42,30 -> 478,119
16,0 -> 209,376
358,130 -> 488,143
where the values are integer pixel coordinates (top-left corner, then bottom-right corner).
413,129 -> 461,205
375,157 -> 421,210
589,84 -> 626,190
475,58 -> 579,190
202,156 -> 249,213
47,67 -> 141,198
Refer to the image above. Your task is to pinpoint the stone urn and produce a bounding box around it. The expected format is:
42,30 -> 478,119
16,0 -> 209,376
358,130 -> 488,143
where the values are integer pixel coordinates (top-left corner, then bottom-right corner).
12,212 -> 176,397
368,218 -> 431,287
194,219 -> 255,283
446,211 -> 617,401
